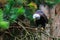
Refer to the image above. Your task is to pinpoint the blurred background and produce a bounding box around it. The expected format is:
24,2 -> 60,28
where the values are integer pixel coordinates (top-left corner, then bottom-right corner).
0,0 -> 60,40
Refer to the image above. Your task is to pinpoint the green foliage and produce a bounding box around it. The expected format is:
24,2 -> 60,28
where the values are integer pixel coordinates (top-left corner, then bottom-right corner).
9,7 -> 25,22
46,1 -> 55,5
25,7 -> 34,26
16,0 -> 26,5
17,6 -> 25,15
0,0 -> 26,29
0,9 -> 3,21
4,4 -> 11,14
9,8 -> 18,21
55,0 -> 60,4
9,15 -> 17,22
25,8 -> 33,21
4,0 -> 25,22
0,21 -> 9,29
45,0 -> 60,5
7,0 -> 15,6
0,9 -> 9,29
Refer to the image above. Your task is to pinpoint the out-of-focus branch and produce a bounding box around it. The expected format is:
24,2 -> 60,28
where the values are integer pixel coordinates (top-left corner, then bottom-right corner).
14,20 -> 30,35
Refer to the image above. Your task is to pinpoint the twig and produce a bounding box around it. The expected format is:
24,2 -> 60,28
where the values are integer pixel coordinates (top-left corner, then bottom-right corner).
18,22 -> 30,35
14,20 -> 30,35
41,31 -> 54,39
